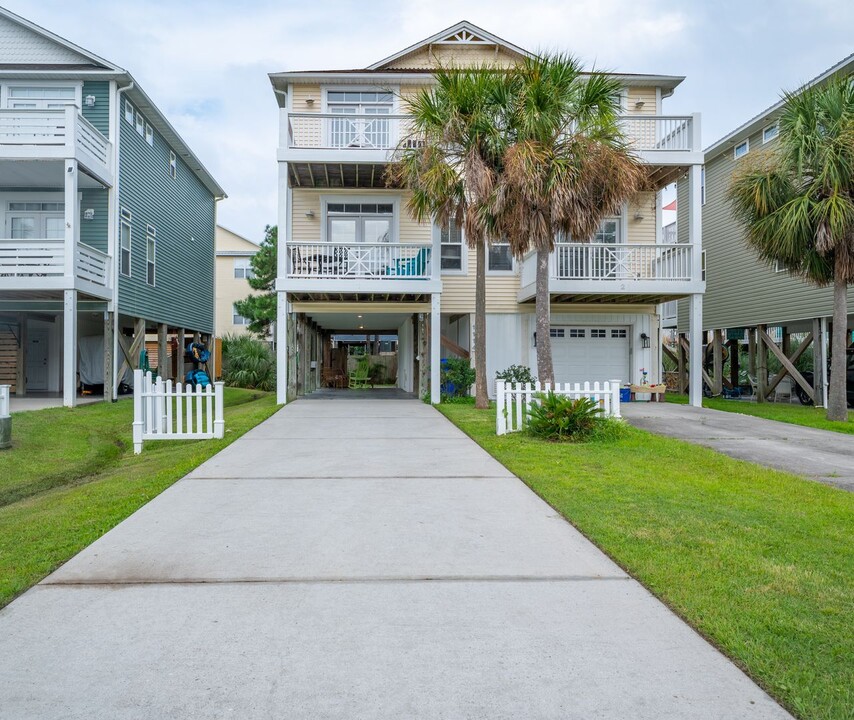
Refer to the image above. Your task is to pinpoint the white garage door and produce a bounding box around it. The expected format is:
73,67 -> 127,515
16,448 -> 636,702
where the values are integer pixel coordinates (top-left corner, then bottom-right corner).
551,326 -> 630,384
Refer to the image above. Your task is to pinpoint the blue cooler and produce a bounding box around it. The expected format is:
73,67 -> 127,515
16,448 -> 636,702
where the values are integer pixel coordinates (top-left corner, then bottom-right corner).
619,388 -> 631,403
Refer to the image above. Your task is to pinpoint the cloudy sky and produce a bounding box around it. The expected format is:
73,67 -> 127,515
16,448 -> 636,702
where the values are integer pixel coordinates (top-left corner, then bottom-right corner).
6,0 -> 852,242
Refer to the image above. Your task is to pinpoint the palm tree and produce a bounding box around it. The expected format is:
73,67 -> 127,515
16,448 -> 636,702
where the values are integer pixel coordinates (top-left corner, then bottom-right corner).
729,76 -> 854,421
389,67 -> 510,407
494,54 -> 647,383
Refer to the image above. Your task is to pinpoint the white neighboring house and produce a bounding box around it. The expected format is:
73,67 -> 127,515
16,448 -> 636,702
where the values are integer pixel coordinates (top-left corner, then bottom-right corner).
269,21 -> 705,404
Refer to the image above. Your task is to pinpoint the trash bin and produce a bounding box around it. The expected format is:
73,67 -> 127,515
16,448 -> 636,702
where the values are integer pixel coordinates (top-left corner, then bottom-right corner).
619,388 -> 631,403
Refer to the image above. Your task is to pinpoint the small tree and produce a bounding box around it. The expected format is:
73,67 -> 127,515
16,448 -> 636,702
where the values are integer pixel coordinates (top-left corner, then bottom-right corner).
729,77 -> 854,420
234,225 -> 277,338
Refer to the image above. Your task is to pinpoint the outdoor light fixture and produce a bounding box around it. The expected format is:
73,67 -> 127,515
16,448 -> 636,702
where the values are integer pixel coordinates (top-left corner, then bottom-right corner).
305,97 -> 315,105
640,332 -> 651,349
305,209 -> 315,218
83,209 -> 95,221
633,211 -> 644,221
634,100 -> 645,109
85,95 -> 96,107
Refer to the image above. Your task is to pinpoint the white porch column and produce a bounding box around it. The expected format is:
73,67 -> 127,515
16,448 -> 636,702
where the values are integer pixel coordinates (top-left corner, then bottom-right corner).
276,157 -> 290,404
688,294 -> 703,407
688,162 -> 704,408
430,293 -> 441,404
63,289 -> 78,407
64,158 -> 78,279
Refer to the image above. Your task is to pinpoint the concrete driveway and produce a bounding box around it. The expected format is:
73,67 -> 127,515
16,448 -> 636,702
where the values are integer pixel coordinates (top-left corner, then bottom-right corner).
0,398 -> 793,719
623,402 -> 854,491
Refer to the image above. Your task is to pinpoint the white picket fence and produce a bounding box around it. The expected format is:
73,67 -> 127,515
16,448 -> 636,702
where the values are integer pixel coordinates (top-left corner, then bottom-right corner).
132,369 -> 224,454
0,384 -> 9,417
496,379 -> 622,435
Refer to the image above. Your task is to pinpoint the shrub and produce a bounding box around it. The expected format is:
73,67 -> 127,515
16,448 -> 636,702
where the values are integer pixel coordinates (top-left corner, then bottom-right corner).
526,393 -> 603,441
496,364 -> 536,385
221,334 -> 276,391
441,357 -> 476,398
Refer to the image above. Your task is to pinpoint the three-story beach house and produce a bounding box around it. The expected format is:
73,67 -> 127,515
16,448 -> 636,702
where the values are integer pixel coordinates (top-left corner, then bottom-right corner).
0,7 -> 225,406
271,21 -> 705,404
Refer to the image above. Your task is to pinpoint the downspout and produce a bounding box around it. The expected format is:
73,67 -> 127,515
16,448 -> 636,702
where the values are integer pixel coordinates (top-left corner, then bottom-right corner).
111,81 -> 134,400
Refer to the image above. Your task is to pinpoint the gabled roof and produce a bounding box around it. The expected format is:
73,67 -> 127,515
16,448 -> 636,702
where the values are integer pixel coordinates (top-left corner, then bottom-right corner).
0,6 -> 225,198
367,20 -> 532,70
705,51 -> 854,162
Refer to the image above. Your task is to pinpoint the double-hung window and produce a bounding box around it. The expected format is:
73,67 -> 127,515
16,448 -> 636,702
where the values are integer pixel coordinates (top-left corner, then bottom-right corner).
145,227 -> 156,285
326,202 -> 394,244
168,151 -> 177,179
488,241 -> 513,272
234,257 -> 255,279
440,218 -> 464,271
232,304 -> 249,326
327,91 -> 393,148
120,212 -> 132,277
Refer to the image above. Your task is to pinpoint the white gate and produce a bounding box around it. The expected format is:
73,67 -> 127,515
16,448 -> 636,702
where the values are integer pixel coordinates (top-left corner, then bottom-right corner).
496,379 -> 622,435
132,369 -> 224,454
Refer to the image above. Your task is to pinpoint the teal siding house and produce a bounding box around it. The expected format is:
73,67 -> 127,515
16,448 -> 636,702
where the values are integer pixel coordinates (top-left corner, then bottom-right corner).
0,7 -> 225,406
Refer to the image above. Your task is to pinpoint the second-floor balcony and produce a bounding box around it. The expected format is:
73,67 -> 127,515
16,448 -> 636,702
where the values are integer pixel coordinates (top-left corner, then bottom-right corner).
280,241 -> 440,296
0,107 -> 113,185
518,242 -> 701,303
0,238 -> 112,299
281,112 -> 701,171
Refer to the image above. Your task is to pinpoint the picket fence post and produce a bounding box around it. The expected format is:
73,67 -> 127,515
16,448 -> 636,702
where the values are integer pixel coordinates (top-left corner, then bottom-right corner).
496,379 -> 506,435
132,368 -> 144,454
610,378 -> 622,418
214,382 -> 225,438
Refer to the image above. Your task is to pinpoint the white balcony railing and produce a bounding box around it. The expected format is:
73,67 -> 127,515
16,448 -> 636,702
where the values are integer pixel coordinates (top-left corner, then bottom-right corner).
0,108 -> 110,169
552,242 -> 694,281
0,239 -> 111,289
286,113 -> 696,153
287,242 -> 432,280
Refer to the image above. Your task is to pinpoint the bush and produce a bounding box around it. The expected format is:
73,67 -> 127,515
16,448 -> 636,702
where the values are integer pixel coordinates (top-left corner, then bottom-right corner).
526,393 -> 604,441
441,357 -> 476,398
496,364 -> 536,385
221,334 -> 276,391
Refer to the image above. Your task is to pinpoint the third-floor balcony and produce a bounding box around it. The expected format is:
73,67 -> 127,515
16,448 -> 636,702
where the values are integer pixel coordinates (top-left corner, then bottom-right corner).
279,111 -> 702,177
518,242 -> 702,304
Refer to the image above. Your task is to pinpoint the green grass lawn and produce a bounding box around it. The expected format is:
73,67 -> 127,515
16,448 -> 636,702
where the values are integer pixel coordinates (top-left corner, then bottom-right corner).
0,388 -> 278,608
666,393 -> 854,434
438,402 -> 853,720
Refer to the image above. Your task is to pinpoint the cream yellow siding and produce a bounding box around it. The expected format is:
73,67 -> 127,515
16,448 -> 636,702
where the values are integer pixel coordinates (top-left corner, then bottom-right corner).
626,86 -> 658,115
386,45 -> 521,70
627,192 -> 658,244
291,84 -> 321,112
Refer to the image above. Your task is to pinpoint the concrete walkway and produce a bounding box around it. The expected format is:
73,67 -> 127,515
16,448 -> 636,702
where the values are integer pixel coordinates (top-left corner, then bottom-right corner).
623,402 -> 854,491
0,399 -> 792,719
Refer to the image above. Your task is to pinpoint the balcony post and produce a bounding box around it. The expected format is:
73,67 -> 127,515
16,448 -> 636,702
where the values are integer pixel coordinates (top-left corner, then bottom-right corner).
430,293 -> 441,404
276,159 -> 289,405
688,161 -> 704,407
64,158 -> 78,280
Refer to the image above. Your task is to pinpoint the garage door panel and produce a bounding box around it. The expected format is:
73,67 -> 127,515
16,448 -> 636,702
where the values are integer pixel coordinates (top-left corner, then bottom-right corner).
551,326 -> 630,383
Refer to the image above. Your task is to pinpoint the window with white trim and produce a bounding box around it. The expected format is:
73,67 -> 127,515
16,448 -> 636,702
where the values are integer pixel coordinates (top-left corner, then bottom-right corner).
125,100 -> 134,124
488,241 -> 513,272
120,215 -> 131,277
593,218 -> 620,244
701,167 -> 706,205
6,86 -> 75,109
145,227 -> 156,286
326,202 -> 394,243
774,260 -> 787,273
326,90 -> 394,148
701,250 -> 707,281
135,110 -> 144,136
734,140 -> 749,159
549,328 -> 565,338
232,304 -> 249,326
611,329 -> 627,338
591,328 -> 607,338
569,328 -> 585,338
763,124 -> 779,143
145,123 -> 154,146
440,218 -> 464,271
169,151 -> 177,179
234,257 -> 255,279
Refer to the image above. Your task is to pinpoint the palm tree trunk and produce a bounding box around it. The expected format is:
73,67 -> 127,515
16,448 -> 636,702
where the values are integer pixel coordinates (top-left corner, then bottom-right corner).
827,255 -> 848,421
535,247 -> 554,385
474,237 -> 489,409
